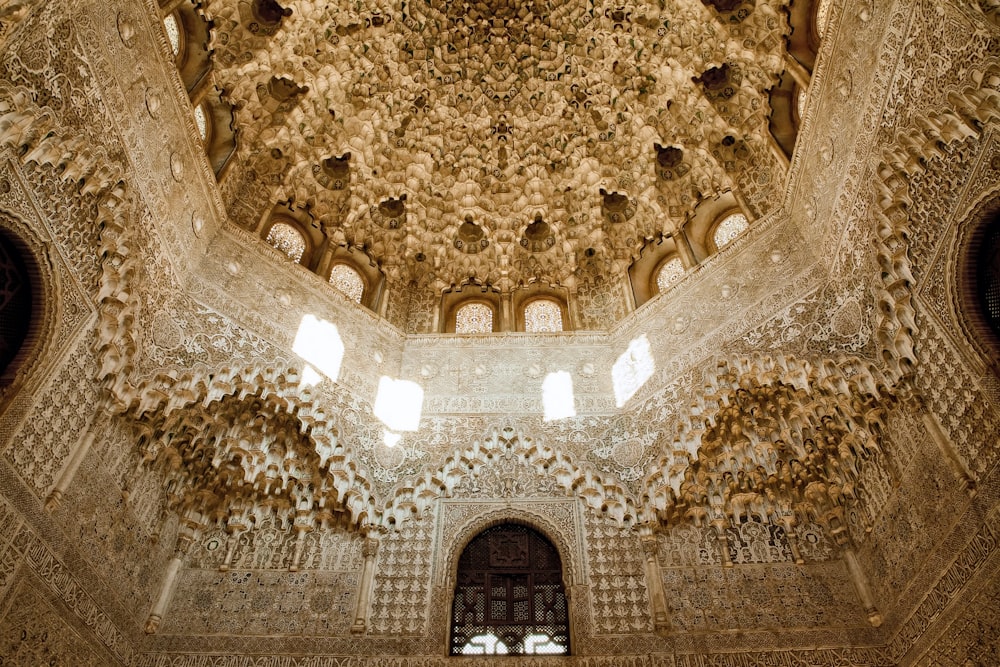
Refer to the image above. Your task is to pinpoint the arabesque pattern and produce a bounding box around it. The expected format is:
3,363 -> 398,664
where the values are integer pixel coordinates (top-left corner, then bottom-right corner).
0,0 -> 999,665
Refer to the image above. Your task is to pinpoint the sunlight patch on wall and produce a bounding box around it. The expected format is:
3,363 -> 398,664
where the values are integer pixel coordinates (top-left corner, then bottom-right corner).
293,315 -> 344,383
524,634 -> 567,654
461,634 -> 509,655
612,334 -> 655,407
300,365 -> 323,388
543,371 -> 576,421
382,429 -> 403,449
374,376 -> 424,432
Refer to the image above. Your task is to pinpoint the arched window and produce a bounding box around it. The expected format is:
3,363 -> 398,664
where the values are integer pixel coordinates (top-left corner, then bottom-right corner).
712,212 -> 749,251
265,222 -> 306,263
977,211 -> 1000,341
164,3 -> 212,98
655,256 -> 684,294
450,524 -> 570,656
329,263 -> 364,303
0,231 -> 32,380
163,13 -> 181,57
455,302 -> 494,334
815,0 -> 830,35
193,103 -> 208,141
524,299 -> 563,333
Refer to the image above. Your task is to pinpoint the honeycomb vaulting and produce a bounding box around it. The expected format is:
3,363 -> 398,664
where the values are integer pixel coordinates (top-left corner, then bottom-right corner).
214,0 -> 788,291
3,0 -> 1000,664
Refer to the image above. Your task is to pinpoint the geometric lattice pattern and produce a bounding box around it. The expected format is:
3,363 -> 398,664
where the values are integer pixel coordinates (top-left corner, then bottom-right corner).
265,222 -> 306,263
193,105 -> 207,141
455,302 -> 494,334
329,264 -> 364,303
163,15 -> 180,56
655,257 -> 685,294
713,213 -> 749,250
524,300 -> 562,333
451,525 -> 569,655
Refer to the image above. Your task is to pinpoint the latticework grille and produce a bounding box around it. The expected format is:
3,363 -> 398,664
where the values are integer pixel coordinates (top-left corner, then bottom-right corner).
450,524 -> 570,655
980,215 -> 1000,337
0,233 -> 32,377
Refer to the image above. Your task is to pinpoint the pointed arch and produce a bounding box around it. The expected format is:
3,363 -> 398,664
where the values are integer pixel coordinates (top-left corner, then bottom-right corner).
380,426 -> 639,529
0,211 -> 59,408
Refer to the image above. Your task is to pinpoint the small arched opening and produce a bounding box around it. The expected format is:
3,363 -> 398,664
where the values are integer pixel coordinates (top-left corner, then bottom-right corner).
450,523 -> 571,656
0,225 -> 46,398
956,199 -> 1000,374
454,301 -> 495,334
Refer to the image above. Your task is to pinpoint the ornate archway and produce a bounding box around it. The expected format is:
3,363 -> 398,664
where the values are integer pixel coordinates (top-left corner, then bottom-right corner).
450,523 -> 571,656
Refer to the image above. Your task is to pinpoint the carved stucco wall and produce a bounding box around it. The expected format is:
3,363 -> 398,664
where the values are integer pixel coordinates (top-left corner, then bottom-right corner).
0,0 -> 999,665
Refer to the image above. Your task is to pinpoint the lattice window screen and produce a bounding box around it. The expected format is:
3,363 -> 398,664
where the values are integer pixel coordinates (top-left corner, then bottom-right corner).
450,524 -> 570,655
980,215 -> 1000,338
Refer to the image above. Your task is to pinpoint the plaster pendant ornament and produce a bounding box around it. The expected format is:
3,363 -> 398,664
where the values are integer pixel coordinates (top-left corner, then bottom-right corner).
455,217 -> 489,254
314,153 -> 351,190
520,214 -> 557,252
240,0 -> 293,36
198,0 -> 805,293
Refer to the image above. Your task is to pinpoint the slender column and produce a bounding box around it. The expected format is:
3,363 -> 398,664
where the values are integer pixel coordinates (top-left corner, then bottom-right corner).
146,529 -> 196,634
314,231 -> 335,278
351,536 -> 380,634
189,70 -> 215,108
783,54 -> 812,89
842,545 -> 882,628
712,519 -> 733,567
289,522 -> 313,572
618,274 -> 637,313
500,291 -> 515,332
920,405 -> 976,497
640,534 -> 671,632
729,189 -> 753,226
46,414 -> 99,511
781,517 -> 805,565
672,228 -> 698,270
220,531 -> 241,572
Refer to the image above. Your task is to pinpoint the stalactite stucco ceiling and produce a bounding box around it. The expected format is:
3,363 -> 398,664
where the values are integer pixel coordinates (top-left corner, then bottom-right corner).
213,0 -> 788,292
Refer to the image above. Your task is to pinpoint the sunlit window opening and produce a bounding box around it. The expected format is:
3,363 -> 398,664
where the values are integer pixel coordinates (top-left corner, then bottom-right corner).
164,14 -> 180,56
193,104 -> 208,141
329,264 -> 364,303
266,222 -> 306,262
713,213 -> 749,250
382,429 -> 403,449
461,634 -> 510,655
374,376 -> 424,432
525,299 -> 563,333
455,302 -> 493,334
816,0 -> 830,35
655,257 -> 684,294
300,365 -> 323,388
612,334 -> 656,407
524,634 -> 566,654
451,524 -> 570,656
542,371 -> 575,421
292,315 -> 344,383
